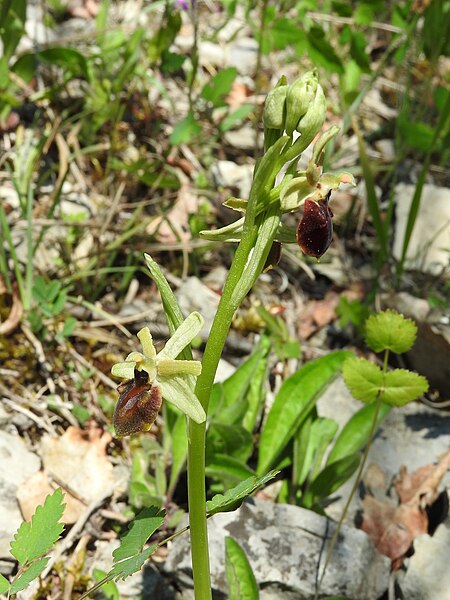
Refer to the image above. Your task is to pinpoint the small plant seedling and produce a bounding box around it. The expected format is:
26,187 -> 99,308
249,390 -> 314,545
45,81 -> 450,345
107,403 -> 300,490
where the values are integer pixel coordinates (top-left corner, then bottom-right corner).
0,488 -> 65,597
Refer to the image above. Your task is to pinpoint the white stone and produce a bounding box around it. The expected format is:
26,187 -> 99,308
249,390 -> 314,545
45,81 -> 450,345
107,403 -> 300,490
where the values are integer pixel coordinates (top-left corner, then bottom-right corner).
393,183 -> 450,274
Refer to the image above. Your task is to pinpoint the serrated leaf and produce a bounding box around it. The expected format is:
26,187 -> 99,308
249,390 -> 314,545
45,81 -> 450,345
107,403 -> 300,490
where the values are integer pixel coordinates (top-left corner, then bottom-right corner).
257,352 -> 352,474
10,488 -> 65,565
206,471 -> 279,516
110,544 -> 157,580
0,573 -> 9,593
382,369 -> 429,406
112,507 -> 164,562
225,537 -> 259,600
365,310 -> 417,354
9,557 -> 49,594
342,357 -> 384,403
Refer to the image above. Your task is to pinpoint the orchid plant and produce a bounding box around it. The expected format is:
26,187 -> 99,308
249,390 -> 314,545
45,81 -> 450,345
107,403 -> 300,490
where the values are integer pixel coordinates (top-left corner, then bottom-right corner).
109,70 -> 355,599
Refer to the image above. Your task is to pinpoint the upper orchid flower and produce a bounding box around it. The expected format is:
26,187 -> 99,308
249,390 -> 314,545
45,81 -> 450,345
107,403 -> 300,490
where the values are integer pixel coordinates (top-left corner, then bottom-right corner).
111,312 -> 205,436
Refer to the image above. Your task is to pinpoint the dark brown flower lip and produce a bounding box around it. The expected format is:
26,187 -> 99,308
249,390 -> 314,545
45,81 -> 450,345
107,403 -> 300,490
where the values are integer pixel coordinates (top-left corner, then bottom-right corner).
113,368 -> 162,437
296,194 -> 333,259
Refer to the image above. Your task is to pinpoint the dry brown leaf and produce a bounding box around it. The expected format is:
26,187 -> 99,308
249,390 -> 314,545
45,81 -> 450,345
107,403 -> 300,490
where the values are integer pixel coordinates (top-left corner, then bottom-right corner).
297,291 -> 340,340
226,81 -> 252,109
0,280 -> 23,335
360,449 -> 450,569
146,183 -> 198,243
18,426 -> 115,523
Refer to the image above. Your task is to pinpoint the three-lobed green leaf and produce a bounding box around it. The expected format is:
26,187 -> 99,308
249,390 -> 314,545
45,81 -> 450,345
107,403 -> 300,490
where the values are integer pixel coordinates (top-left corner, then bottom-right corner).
343,357 -> 429,406
364,310 -> 417,354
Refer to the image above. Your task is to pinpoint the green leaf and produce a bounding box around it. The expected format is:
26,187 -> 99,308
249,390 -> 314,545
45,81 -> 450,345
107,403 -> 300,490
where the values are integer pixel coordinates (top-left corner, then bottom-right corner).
270,17 -> 302,50
342,357 -> 384,404
213,340 -> 269,428
349,31 -> 371,73
92,568 -> 119,600
307,26 -> 344,73
343,358 -> 429,407
365,310 -> 417,354
167,411 -> 188,492
225,537 -> 259,600
201,67 -> 237,107
112,506 -> 164,562
257,351 -> 351,474
206,455 -> 255,482
169,113 -> 201,144
110,544 -> 157,580
207,422 -> 253,463
308,453 -> 361,500
382,369 -> 429,406
0,573 -> 9,593
9,557 -> 49,593
220,104 -> 254,132
327,401 -> 391,466
206,470 -> 279,516
13,47 -> 89,82
10,488 -> 65,565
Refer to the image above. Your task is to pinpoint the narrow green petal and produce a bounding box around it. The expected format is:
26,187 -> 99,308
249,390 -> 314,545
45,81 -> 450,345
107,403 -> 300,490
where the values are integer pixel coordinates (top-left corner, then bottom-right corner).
157,358 -> 202,378
111,362 -> 136,380
160,377 -> 206,423
159,312 -> 204,360
137,327 -> 157,359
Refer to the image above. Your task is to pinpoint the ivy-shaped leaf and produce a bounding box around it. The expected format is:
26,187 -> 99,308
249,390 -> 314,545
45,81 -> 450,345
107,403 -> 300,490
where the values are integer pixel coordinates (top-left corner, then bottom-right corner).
342,357 -> 383,404
382,369 -> 429,406
365,310 -> 417,354
342,358 -> 429,406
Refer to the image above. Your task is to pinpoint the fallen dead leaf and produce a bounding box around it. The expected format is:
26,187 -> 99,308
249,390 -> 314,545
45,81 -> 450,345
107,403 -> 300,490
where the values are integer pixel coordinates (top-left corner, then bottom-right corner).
16,426 -> 114,524
0,280 -> 23,335
297,290 -> 340,340
146,182 -> 198,243
226,81 -> 252,109
359,449 -> 450,569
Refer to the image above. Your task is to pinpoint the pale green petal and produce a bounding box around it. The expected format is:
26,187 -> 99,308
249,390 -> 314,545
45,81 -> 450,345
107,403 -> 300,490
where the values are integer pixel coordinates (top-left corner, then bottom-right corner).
125,351 -> 145,363
158,312 -> 204,360
111,361 -> 136,380
159,377 -> 206,423
157,358 -> 202,378
137,327 -> 156,359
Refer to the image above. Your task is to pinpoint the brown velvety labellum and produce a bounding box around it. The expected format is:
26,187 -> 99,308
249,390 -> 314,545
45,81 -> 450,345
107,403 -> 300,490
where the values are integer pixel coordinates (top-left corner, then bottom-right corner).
113,368 -> 162,437
296,197 -> 333,259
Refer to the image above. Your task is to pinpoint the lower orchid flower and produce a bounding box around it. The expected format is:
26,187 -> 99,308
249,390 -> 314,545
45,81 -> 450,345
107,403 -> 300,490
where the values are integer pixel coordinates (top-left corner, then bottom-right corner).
111,312 -> 205,436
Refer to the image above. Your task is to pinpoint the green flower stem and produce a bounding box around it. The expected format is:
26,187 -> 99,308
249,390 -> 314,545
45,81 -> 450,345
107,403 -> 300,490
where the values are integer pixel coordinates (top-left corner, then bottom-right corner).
187,149 -> 285,597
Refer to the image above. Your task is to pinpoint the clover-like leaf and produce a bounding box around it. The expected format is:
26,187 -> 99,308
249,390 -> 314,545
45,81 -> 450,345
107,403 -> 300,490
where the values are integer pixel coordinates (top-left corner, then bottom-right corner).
382,369 -> 429,406
342,357 -> 384,404
365,310 -> 417,354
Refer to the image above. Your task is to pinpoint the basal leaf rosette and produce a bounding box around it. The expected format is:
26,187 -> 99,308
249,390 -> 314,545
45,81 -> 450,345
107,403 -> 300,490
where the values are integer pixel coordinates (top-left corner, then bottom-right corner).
111,312 -> 205,436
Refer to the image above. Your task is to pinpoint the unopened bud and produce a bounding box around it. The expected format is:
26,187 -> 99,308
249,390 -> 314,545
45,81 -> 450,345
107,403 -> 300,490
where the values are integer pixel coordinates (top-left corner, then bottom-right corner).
285,71 -> 318,136
263,85 -> 288,130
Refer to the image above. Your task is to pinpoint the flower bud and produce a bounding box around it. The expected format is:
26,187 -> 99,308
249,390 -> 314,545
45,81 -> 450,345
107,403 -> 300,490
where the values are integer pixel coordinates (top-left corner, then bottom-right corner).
295,83 -> 326,148
263,85 -> 288,130
285,71 -> 318,136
